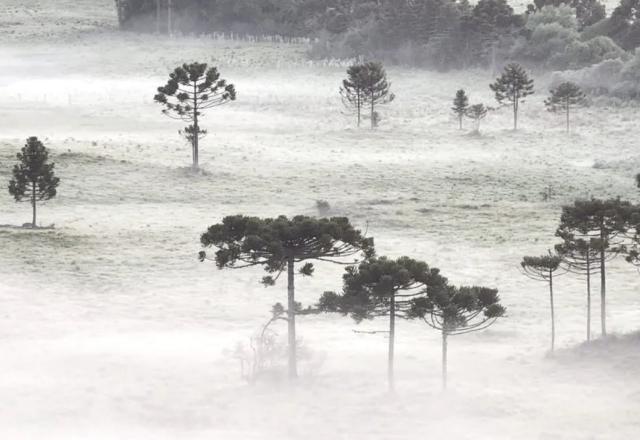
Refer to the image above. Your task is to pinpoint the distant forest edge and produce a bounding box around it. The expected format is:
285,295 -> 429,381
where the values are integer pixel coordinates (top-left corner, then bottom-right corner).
114,1 -> 640,83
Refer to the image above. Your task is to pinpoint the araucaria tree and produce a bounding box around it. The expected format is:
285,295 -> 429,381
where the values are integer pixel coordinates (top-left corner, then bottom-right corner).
520,254 -> 563,352
359,61 -> 394,129
155,62 -> 236,169
8,137 -> 60,228
490,63 -> 534,130
452,89 -> 469,130
340,64 -> 366,127
318,256 -> 446,391
555,236 -> 602,342
465,103 -> 489,133
408,284 -> 505,389
544,82 -> 587,133
199,215 -> 373,379
557,198 -> 630,336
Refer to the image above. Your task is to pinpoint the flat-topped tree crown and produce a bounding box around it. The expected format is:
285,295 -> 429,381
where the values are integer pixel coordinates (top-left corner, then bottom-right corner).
154,62 -> 236,169
520,254 -> 562,278
200,214 -> 373,379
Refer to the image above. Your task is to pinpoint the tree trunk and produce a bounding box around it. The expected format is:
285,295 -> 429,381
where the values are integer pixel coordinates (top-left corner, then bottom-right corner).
31,181 -> 37,228
442,330 -> 448,390
599,224 -> 607,337
586,253 -> 591,342
370,93 -> 375,130
192,83 -> 199,169
513,96 -> 518,131
357,90 -> 361,128
566,101 -> 570,133
459,115 -> 463,130
388,293 -> 395,392
549,271 -> 555,352
287,256 -> 297,379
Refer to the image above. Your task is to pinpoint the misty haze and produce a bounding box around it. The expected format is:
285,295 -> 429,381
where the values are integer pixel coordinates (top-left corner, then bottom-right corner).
1,0 -> 640,439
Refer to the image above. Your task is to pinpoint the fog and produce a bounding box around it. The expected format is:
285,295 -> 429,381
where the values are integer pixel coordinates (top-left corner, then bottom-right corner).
1,1 -> 640,439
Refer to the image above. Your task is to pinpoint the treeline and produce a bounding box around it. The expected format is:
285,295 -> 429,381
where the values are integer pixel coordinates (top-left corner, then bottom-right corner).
115,0 -> 640,71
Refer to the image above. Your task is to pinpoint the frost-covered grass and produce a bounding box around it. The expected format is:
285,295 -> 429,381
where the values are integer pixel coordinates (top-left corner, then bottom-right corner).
1,2 -> 640,439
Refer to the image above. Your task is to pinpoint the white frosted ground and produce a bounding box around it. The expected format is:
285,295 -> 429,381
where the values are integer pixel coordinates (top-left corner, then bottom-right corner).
1,3 -> 640,439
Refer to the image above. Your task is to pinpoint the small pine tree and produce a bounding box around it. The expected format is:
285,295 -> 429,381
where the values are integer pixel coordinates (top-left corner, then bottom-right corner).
155,62 -> 236,169
465,103 -> 489,132
8,137 -> 60,228
490,63 -> 534,130
340,64 -> 366,127
545,82 -> 587,133
452,89 -> 470,130
359,61 -> 395,129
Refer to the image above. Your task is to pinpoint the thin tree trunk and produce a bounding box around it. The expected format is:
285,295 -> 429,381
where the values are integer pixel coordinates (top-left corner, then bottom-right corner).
586,253 -> 591,342
31,181 -> 36,228
442,330 -> 448,390
600,231 -> 606,337
513,96 -> 518,130
357,90 -> 361,128
388,293 -> 395,392
459,115 -> 463,130
193,83 -> 199,169
370,93 -> 375,130
566,101 -> 570,133
549,271 -> 555,352
287,256 -> 297,379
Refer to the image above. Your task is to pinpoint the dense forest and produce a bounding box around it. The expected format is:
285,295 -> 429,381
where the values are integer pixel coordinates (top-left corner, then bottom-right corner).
115,0 -> 640,70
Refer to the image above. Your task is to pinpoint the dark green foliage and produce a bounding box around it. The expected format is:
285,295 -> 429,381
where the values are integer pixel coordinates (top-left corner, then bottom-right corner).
465,103 -> 489,132
200,214 -> 373,379
526,0 -> 606,29
8,137 -> 60,228
155,62 -> 236,169
319,256 -> 446,320
490,63 -> 534,130
409,285 -> 505,332
608,0 -> 640,50
545,82 -> 587,132
200,215 -> 374,273
452,89 -> 470,129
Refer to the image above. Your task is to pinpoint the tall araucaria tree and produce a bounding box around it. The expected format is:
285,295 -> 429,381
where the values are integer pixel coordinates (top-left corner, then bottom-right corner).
340,63 -> 366,128
199,215 -> 374,379
490,63 -> 534,130
8,136 -> 60,228
544,82 -> 587,133
408,284 -> 505,389
318,256 -> 446,391
557,198 -> 631,336
452,89 -> 470,130
155,62 -> 236,169
520,253 -> 563,352
359,61 -> 395,129
555,236 -> 603,342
